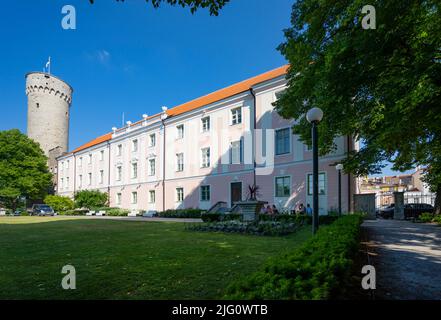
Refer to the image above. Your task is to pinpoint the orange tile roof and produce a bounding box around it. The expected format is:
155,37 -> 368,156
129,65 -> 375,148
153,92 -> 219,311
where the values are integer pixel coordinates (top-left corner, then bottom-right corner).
167,65 -> 289,116
69,65 -> 289,154
71,132 -> 113,154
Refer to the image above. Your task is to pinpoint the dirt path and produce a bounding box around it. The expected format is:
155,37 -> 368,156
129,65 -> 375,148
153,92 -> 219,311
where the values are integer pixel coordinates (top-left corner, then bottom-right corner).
362,219 -> 441,300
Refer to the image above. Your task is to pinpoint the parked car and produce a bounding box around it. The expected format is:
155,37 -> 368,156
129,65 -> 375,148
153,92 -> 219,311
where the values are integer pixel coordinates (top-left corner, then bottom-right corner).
30,204 -> 55,216
378,204 -> 395,219
404,203 -> 434,220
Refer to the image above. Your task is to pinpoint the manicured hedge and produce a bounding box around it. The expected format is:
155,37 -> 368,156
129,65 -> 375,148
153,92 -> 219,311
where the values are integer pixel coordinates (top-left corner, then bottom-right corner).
201,213 -> 242,222
188,220 -> 301,236
157,209 -> 203,218
224,214 -> 363,300
258,214 -> 339,226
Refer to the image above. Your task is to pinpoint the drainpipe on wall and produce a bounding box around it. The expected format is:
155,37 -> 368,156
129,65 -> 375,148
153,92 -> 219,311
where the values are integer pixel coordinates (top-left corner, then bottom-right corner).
161,119 -> 166,212
107,140 -> 111,205
73,154 -> 76,197
249,88 -> 257,188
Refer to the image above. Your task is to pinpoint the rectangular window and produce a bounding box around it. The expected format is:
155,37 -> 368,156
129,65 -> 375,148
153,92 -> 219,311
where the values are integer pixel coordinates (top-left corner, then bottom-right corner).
176,153 -> 184,172
132,139 -> 138,152
79,157 -> 83,167
149,190 -> 155,203
131,191 -> 138,204
200,185 -> 210,202
275,176 -> 291,197
201,116 -> 210,132
201,147 -> 210,168
66,177 -> 69,188
99,170 -> 104,184
177,125 -> 184,139
79,175 -> 82,188
116,193 -> 122,205
149,133 -> 156,147
61,178 -> 64,190
307,173 -> 327,195
275,128 -> 290,155
176,188 -> 184,202
230,140 -> 242,164
149,159 -> 156,176
88,154 -> 92,164
131,163 -> 138,179
116,166 -> 122,181
66,160 -> 69,169
88,173 -> 92,186
100,150 -> 104,161
231,107 -> 242,125
117,144 -> 122,156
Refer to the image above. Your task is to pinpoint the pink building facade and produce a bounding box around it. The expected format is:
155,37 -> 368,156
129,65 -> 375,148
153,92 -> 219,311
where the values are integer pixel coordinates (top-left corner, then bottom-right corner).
57,66 -> 355,214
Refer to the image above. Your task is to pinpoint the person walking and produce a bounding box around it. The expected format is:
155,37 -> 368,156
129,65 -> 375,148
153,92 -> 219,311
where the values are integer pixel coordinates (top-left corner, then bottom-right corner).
306,204 -> 313,216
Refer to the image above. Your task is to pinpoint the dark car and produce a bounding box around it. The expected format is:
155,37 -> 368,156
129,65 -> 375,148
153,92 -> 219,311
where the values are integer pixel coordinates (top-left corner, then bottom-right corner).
30,204 -> 55,216
378,204 -> 395,219
404,203 -> 434,220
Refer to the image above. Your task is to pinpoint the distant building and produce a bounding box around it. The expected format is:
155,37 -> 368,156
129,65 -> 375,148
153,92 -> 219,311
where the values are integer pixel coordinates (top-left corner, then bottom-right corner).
358,168 -> 435,207
57,66 -> 357,214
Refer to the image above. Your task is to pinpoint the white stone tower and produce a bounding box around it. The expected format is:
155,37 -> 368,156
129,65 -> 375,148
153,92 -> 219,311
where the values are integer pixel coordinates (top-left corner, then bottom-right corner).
26,72 -> 73,156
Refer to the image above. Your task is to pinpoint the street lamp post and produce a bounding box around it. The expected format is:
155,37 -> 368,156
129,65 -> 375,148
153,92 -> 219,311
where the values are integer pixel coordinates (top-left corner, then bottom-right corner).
336,164 -> 344,216
306,107 -> 323,235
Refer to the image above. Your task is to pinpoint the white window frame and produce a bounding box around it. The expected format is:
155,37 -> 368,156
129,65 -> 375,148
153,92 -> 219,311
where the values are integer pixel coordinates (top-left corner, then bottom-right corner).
307,172 -> 327,196
176,187 -> 184,203
176,153 -> 184,172
201,116 -> 210,132
117,144 -> 122,156
149,133 -> 156,147
66,160 -> 70,169
88,154 -> 92,164
78,174 -> 83,188
230,140 -> 242,164
200,185 -> 211,202
88,172 -> 92,186
131,191 -> 138,204
275,127 -> 291,155
132,139 -> 138,153
99,170 -> 104,184
131,162 -> 138,179
116,166 -> 122,182
100,150 -> 104,161
201,147 -> 210,168
176,124 -> 184,139
149,190 -> 156,203
66,177 -> 69,189
275,175 -> 291,198
231,107 -> 242,125
149,158 -> 156,176
116,193 -> 122,205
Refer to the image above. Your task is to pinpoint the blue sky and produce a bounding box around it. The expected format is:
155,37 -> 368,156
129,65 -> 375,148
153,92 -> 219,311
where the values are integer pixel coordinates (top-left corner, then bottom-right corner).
0,0 -> 411,176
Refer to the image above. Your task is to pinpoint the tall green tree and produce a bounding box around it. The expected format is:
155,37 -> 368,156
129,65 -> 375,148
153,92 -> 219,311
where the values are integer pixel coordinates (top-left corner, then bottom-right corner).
0,130 -> 52,210
275,0 -> 441,213
88,0 -> 229,16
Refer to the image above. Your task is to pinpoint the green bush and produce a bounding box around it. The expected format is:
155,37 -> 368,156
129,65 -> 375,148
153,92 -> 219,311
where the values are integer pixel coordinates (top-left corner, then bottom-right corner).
224,214 -> 363,300
258,213 -> 339,226
188,220 -> 300,236
419,212 -> 434,223
158,209 -> 203,218
201,212 -> 242,222
74,190 -> 108,209
106,208 -> 130,216
44,195 -> 74,212
432,214 -> 441,224
57,210 -> 78,216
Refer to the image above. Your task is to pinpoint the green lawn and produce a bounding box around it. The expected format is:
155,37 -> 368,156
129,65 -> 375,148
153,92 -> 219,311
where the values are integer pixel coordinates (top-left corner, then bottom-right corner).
0,217 -> 310,299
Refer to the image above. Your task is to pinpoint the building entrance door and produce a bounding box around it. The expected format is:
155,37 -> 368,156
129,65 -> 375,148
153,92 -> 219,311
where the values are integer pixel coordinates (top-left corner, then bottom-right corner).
230,182 -> 242,208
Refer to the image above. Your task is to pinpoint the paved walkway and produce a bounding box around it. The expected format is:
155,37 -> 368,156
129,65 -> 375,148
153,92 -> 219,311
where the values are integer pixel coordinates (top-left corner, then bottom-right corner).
362,219 -> 441,300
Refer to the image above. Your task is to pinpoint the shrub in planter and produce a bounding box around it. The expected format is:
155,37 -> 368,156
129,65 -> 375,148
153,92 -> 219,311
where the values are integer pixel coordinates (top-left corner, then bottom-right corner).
188,220 -> 300,236
432,214 -> 441,224
419,212 -> 434,223
201,213 -> 242,222
224,214 -> 363,299
106,208 -> 130,216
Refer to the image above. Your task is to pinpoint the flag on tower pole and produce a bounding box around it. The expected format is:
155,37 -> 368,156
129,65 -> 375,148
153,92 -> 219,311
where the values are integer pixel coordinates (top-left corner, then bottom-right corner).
45,57 -> 51,74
